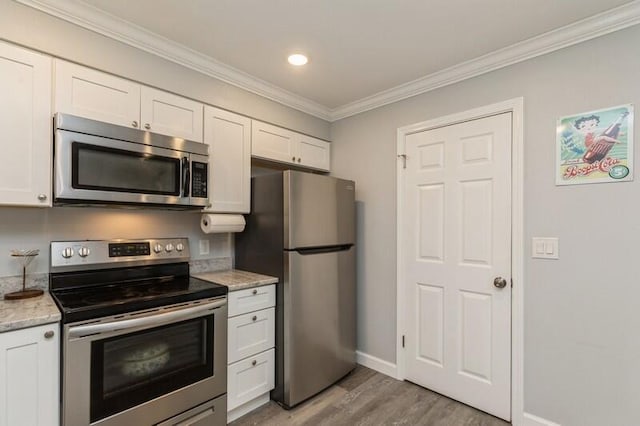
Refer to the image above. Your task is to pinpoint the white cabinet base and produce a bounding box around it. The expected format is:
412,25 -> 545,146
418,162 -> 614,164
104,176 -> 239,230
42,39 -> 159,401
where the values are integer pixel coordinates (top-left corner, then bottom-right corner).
227,348 -> 275,411
0,323 -> 60,426
227,393 -> 270,423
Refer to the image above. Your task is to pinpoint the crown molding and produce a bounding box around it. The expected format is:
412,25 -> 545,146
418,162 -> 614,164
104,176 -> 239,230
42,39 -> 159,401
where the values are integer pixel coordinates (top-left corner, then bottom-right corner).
15,0 -> 640,123
15,0 -> 332,121
329,1 -> 640,121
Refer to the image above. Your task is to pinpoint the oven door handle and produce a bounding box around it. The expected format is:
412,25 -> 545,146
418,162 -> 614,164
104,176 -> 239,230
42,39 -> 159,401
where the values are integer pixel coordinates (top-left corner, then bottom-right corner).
68,298 -> 226,339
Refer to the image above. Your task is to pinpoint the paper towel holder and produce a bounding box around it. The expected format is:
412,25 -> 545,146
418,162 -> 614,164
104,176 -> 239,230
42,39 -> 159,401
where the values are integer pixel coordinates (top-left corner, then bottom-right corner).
201,214 -> 246,233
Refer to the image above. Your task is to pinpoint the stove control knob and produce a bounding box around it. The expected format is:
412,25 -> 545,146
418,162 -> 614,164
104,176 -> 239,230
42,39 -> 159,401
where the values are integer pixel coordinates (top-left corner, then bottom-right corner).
153,244 -> 163,254
78,247 -> 91,258
165,243 -> 174,253
61,247 -> 74,259
176,243 -> 184,252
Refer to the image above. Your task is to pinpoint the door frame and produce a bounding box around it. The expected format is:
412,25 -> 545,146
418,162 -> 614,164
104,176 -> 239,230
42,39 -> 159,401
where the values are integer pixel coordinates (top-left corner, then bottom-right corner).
396,97 -> 524,424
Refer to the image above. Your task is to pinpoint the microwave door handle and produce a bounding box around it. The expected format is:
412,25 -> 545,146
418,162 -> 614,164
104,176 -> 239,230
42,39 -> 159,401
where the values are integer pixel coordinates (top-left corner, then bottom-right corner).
182,157 -> 190,197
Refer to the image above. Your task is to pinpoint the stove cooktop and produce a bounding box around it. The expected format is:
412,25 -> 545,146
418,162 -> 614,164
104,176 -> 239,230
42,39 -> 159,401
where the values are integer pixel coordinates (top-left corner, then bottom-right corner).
51,275 -> 227,323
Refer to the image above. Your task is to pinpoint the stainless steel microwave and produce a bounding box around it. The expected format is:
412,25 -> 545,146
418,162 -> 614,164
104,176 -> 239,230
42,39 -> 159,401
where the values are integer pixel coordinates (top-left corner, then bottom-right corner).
54,113 -> 208,208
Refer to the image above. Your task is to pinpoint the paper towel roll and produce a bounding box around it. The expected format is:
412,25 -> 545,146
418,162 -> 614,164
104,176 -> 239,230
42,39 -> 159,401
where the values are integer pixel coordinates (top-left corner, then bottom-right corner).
201,214 -> 246,233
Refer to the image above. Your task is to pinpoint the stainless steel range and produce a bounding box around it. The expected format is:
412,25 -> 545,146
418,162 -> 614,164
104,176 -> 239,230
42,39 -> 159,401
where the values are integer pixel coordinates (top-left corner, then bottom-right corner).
49,238 -> 228,426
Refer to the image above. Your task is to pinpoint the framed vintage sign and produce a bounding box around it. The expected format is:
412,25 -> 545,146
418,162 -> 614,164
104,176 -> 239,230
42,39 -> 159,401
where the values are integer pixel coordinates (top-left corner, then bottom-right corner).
556,104 -> 634,185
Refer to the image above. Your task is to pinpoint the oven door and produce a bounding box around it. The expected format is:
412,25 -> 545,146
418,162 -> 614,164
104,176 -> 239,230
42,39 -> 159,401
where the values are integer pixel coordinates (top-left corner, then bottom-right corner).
62,298 -> 227,426
55,129 -> 196,207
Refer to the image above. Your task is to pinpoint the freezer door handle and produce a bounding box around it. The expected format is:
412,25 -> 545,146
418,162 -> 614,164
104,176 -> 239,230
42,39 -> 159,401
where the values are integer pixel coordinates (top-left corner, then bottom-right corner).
293,244 -> 353,255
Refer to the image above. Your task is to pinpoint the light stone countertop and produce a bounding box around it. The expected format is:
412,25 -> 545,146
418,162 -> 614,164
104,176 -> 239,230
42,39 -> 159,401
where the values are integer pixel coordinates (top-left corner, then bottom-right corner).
0,293 -> 61,333
192,269 -> 278,292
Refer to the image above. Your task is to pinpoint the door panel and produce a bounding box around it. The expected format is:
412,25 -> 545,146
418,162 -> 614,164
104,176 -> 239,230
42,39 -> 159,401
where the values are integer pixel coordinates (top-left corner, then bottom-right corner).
0,42 -> 52,207
284,247 -> 356,407
203,107 -> 251,213
284,171 -> 355,249
140,87 -> 204,142
54,60 -> 140,128
402,113 -> 512,420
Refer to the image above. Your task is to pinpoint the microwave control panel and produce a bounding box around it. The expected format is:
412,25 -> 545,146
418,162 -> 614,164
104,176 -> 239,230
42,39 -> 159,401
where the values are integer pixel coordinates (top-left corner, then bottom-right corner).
191,161 -> 208,198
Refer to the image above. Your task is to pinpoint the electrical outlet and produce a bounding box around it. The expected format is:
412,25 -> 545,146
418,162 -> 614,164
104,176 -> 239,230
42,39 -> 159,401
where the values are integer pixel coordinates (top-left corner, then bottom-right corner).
199,239 -> 210,256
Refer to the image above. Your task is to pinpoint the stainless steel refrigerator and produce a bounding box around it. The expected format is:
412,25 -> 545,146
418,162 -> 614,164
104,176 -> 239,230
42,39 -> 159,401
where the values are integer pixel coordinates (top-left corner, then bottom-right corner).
235,170 -> 356,408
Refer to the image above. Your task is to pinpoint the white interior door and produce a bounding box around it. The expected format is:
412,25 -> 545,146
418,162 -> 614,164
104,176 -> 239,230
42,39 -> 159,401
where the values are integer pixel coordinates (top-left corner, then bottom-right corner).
401,113 -> 512,420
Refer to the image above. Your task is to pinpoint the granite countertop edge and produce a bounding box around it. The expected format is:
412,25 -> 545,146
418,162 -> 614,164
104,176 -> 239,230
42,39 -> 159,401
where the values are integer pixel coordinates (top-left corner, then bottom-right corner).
192,269 -> 278,292
0,292 -> 61,333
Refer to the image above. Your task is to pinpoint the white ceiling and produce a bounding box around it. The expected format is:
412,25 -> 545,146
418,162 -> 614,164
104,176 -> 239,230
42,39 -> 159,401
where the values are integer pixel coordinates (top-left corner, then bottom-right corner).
24,0 -> 639,119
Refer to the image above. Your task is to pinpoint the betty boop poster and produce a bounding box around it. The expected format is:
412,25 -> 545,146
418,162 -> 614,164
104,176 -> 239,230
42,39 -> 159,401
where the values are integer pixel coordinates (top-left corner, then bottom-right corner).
556,104 -> 634,185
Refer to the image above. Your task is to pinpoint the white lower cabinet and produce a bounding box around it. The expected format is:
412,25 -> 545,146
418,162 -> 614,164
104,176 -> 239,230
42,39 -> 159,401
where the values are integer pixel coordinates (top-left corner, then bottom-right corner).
0,323 -> 60,426
228,349 -> 275,414
227,285 -> 276,422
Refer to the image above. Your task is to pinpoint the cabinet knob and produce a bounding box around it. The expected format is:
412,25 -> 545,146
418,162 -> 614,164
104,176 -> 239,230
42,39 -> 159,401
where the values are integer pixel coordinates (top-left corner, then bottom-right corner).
252,360 -> 257,366
37,194 -> 47,201
252,315 -> 257,322
297,157 -> 301,163
44,330 -> 54,339
132,120 -> 138,128
144,123 -> 151,130
252,289 -> 258,295
292,156 -> 296,161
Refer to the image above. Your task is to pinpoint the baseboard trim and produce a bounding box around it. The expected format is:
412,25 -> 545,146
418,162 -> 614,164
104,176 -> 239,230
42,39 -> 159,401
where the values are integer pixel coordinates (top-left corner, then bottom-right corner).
356,351 -> 399,379
522,412 -> 561,426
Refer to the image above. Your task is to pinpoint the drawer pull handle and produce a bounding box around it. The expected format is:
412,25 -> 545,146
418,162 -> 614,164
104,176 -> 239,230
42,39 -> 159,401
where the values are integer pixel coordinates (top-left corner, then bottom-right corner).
252,360 -> 257,366
252,289 -> 258,295
252,315 -> 257,321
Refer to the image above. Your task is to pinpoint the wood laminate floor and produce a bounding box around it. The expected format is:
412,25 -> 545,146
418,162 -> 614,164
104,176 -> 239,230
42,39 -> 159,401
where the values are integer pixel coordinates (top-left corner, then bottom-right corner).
231,366 -> 510,426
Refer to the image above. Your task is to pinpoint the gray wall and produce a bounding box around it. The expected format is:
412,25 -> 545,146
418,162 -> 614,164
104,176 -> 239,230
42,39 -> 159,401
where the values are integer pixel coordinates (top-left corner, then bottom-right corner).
331,25 -> 640,425
0,1 -> 331,277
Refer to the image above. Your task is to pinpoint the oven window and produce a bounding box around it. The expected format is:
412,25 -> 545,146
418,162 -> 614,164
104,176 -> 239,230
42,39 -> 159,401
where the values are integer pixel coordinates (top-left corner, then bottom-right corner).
72,142 -> 181,196
90,317 -> 214,423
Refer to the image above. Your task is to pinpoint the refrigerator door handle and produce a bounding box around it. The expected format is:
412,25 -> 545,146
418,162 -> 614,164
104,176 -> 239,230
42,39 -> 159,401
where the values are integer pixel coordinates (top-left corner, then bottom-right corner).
292,244 -> 353,255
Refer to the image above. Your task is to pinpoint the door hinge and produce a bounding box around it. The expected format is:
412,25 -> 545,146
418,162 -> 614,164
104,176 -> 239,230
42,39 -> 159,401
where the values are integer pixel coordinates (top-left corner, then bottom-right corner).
397,154 -> 407,169
511,278 -> 513,288
402,335 -> 405,348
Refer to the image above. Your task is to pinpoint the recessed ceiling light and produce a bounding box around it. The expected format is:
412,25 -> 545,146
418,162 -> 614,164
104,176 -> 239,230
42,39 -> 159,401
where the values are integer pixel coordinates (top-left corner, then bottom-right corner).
288,54 -> 308,66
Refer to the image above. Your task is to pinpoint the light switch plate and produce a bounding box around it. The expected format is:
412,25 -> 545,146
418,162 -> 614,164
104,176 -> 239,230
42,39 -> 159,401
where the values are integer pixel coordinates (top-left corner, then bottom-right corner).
199,239 -> 210,255
532,237 -> 559,259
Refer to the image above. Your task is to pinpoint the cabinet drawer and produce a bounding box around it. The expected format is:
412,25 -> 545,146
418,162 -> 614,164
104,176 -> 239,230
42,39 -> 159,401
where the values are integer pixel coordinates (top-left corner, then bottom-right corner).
227,349 -> 274,411
228,308 -> 275,364
228,285 -> 275,317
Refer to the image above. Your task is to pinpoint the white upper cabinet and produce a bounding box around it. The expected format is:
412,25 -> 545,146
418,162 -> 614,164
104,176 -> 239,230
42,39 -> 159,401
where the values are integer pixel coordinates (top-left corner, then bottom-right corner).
297,134 -> 331,171
54,60 -> 204,141
140,86 -> 204,142
55,59 -> 141,129
251,120 -> 297,163
0,41 -> 52,207
204,107 -> 251,213
251,120 -> 330,172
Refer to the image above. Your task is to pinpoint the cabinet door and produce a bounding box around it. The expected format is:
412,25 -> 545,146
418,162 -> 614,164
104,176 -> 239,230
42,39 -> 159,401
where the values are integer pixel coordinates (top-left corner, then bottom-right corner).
0,42 -> 52,207
204,107 -> 251,213
140,86 -> 204,142
228,308 -> 275,364
227,349 -> 274,411
251,120 -> 297,164
297,135 -> 331,171
54,59 -> 141,128
0,323 -> 60,426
